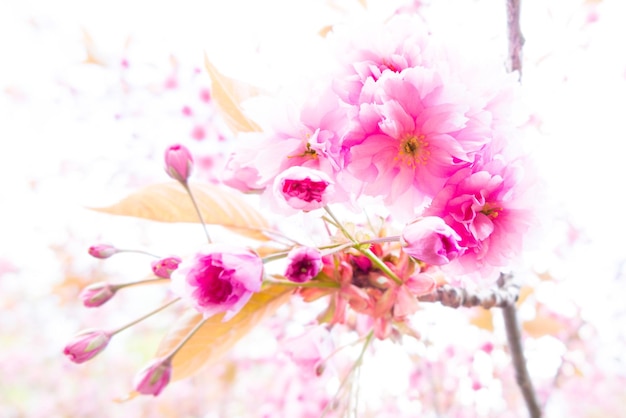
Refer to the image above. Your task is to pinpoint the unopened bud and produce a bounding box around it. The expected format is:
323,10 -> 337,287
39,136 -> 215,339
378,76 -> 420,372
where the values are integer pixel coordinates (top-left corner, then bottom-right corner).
63,329 -> 111,364
80,282 -> 117,307
164,144 -> 193,183
134,357 -> 172,396
88,244 -> 118,259
151,256 -> 182,279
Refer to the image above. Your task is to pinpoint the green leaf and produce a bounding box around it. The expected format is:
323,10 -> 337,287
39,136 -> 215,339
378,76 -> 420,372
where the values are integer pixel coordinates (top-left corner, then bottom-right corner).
90,182 -> 270,241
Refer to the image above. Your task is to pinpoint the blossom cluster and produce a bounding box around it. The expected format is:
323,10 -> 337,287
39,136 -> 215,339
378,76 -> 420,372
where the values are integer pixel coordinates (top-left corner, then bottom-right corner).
224,15 -> 532,279
63,13 -> 534,402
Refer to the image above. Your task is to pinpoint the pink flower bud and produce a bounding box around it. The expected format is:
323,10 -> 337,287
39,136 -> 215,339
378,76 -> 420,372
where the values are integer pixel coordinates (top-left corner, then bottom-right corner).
63,329 -> 111,364
170,244 -> 264,321
88,244 -> 118,259
164,144 -> 193,183
284,247 -> 323,283
401,216 -> 465,266
80,282 -> 117,307
133,357 -> 172,396
151,256 -> 182,279
273,166 -> 334,211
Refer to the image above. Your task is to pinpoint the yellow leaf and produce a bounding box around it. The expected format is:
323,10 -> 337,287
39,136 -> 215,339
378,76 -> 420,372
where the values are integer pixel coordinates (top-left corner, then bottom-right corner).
204,54 -> 261,133
90,182 -> 270,241
156,285 -> 292,381
469,308 -> 494,332
522,312 -> 565,338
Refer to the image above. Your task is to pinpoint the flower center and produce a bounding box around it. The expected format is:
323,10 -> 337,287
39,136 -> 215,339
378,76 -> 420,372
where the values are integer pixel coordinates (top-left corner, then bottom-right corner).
480,203 -> 503,219
194,262 -> 234,306
289,142 -> 318,160
397,134 -> 429,168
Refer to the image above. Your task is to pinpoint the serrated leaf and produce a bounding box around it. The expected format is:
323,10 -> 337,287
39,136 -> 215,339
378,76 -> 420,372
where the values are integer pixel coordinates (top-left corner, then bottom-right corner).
91,182 -> 270,241
204,54 -> 261,133
156,285 -> 292,381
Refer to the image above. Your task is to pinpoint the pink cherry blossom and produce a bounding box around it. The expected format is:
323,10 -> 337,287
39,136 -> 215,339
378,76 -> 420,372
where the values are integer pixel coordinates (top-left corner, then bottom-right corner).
273,166 -> 334,211
222,87 -> 348,199
170,244 -> 263,321
284,247 -> 323,283
343,68 -> 492,215
133,357 -> 172,396
63,329 -> 111,363
164,144 -> 193,183
401,216 -> 465,266
80,282 -> 117,307
425,157 -> 532,277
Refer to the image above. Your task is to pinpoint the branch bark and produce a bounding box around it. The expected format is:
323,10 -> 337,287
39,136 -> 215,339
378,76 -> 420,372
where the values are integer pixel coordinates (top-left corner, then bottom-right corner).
499,275 -> 542,418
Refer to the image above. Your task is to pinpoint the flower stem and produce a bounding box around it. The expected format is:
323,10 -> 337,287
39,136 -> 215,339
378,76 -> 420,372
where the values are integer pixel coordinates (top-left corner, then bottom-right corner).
114,277 -> 169,290
166,316 -> 209,360
324,206 -> 403,285
116,249 -> 160,258
183,182 -> 212,244
321,330 -> 374,418
112,297 -> 181,335
264,278 -> 340,289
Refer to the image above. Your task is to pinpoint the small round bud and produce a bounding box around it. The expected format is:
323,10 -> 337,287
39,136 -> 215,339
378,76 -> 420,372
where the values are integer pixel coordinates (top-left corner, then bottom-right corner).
133,357 -> 172,396
151,256 -> 182,279
63,329 -> 112,364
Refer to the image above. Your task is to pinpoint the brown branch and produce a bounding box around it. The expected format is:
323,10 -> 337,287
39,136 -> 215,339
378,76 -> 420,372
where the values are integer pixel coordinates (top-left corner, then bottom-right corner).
499,274 -> 542,418
507,0 -> 524,77
417,273 -> 519,309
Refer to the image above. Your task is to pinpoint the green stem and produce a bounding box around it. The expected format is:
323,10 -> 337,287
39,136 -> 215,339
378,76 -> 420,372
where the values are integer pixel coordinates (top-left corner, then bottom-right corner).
264,279 -> 340,289
116,249 -> 160,258
183,182 -> 212,244
112,297 -> 181,335
114,277 -> 169,290
324,206 -> 403,286
166,316 -> 209,360
321,330 -> 375,418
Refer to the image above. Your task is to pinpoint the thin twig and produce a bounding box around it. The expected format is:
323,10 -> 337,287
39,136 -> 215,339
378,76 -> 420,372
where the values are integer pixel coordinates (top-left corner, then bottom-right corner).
499,275 -> 542,418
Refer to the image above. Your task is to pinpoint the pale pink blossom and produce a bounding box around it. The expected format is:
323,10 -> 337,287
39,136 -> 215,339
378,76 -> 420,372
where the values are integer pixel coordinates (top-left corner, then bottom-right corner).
63,329 -> 111,363
425,157 -> 532,277
80,282 -> 117,307
282,327 -> 333,377
164,144 -> 193,183
170,244 -> 263,321
151,256 -> 182,279
222,88 -> 348,199
133,357 -> 172,396
273,166 -> 334,211
284,247 -> 323,283
401,216 -> 464,265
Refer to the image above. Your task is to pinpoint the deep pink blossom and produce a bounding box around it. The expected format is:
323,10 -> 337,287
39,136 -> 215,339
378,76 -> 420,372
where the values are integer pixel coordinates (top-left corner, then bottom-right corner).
63,329 -> 111,363
88,244 -> 117,259
164,144 -> 193,183
80,282 -> 117,307
133,357 -> 172,396
343,68 -> 492,215
273,166 -> 334,211
170,244 -> 263,321
284,247 -> 323,283
401,216 -> 464,265
151,256 -> 182,279
425,157 -> 532,277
